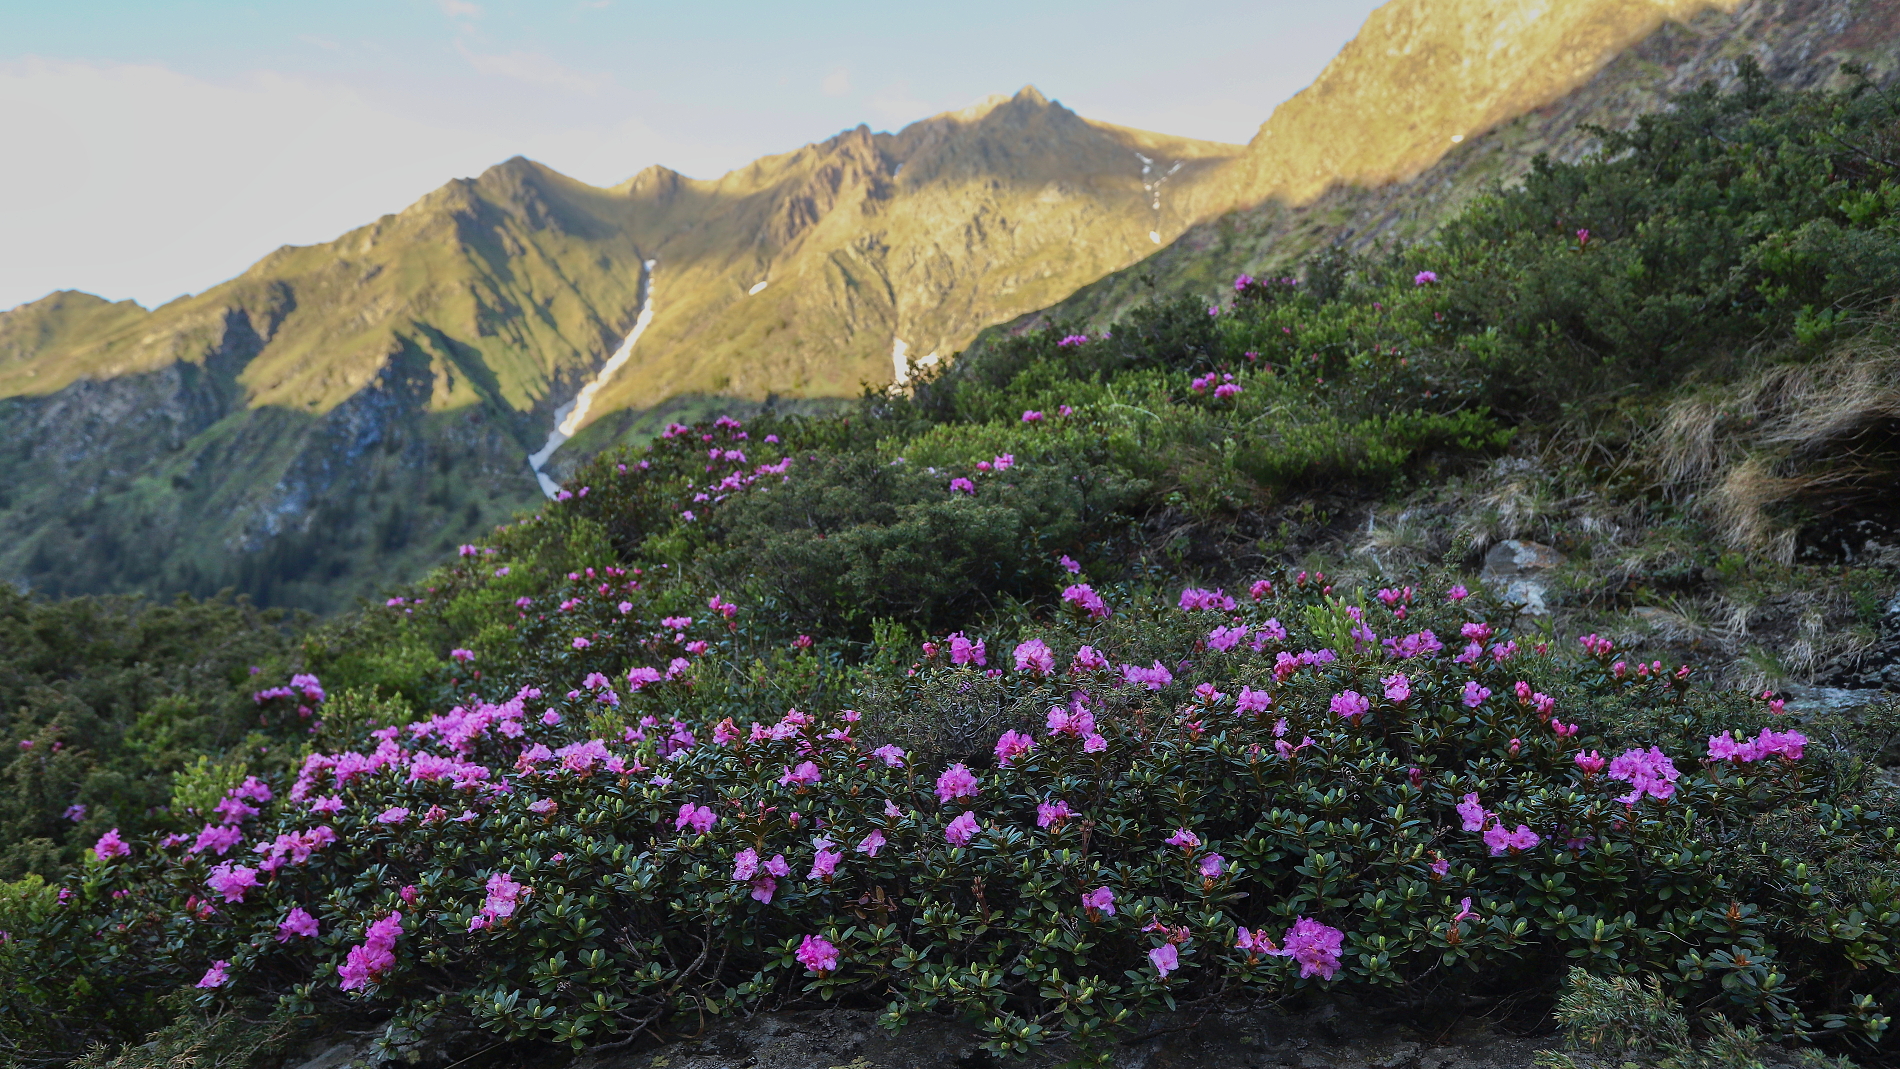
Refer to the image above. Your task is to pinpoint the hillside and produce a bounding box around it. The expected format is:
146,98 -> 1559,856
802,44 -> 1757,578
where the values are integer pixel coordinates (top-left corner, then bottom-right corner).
0,91 -> 1235,611
1005,0 -> 1900,333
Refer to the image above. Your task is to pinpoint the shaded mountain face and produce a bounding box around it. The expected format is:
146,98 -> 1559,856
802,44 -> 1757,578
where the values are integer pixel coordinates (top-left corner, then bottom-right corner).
0,88 -> 1235,610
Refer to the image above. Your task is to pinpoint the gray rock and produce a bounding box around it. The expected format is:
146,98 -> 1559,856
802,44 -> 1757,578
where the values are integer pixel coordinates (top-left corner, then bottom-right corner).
1783,682 -> 1884,716
1480,540 -> 1565,616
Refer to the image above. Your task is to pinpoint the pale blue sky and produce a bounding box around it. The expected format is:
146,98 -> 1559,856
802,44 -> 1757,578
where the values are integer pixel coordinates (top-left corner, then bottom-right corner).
0,0 -> 1384,311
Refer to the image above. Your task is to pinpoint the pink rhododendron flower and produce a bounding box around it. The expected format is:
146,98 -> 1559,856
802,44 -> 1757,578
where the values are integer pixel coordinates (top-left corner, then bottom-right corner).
1062,584 -> 1111,618
1082,886 -> 1116,917
796,934 -> 839,974
1268,917 -> 1345,980
1037,800 -> 1075,829
808,842 -> 843,881
1070,645 -> 1110,672
1236,686 -> 1273,715
191,823 -> 244,856
1484,823 -> 1542,856
1083,733 -> 1108,753
780,761 -> 823,787
196,960 -> 231,989
1199,853 -> 1226,878
1456,793 -> 1491,832
206,863 -> 260,903
871,744 -> 906,768
1164,828 -> 1201,851
1013,638 -> 1055,675
1207,625 -> 1248,652
1250,579 -> 1274,600
278,907 -> 320,941
1214,382 -> 1242,399
339,911 -> 403,991
1607,747 -> 1679,803
1383,630 -> 1444,658
935,763 -> 980,804
979,723 -> 1036,767
1414,270 -> 1439,285
1445,585 -> 1470,602
1021,410 -> 1044,422
947,633 -> 986,666
856,830 -> 886,857
309,795 -> 344,815
1150,943 -> 1180,977
945,811 -> 980,846
1574,750 -> 1606,774
93,828 -> 130,861
1177,587 -> 1237,612
949,477 -> 976,495
1330,691 -> 1370,720
676,803 -> 717,835
1120,661 -> 1174,690
377,807 -> 411,824
1381,674 -> 1412,703
1058,554 -> 1081,573
1462,682 -> 1492,708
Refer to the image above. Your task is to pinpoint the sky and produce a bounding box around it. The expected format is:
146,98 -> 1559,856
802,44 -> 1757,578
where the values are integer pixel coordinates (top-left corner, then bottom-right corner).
0,0 -> 1385,313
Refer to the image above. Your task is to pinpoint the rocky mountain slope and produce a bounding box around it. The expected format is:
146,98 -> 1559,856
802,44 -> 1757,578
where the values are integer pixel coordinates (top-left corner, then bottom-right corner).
0,92 -> 1234,610
9,0 -> 1898,612
1010,0 -> 1900,333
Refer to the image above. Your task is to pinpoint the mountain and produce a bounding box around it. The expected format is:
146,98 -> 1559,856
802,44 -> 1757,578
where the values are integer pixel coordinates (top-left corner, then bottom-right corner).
0,89 -> 1235,610
7,0 -> 1899,612
1008,0 -> 1900,332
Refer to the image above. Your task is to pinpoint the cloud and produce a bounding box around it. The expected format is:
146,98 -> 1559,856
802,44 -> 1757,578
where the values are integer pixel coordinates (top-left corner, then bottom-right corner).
437,0 -> 483,17
820,65 -> 850,98
458,45 -> 611,94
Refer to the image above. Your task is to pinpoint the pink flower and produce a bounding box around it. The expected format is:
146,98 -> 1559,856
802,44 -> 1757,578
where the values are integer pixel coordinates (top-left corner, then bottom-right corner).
1445,585 -> 1470,602
93,828 -> 130,861
206,863 -> 260,903
1037,800 -> 1075,829
1455,792 -> 1491,832
750,875 -> 779,904
676,803 -> 717,835
1149,943 -> 1180,977
994,730 -> 1036,766
191,823 -> 244,856
947,633 -> 987,666
1062,584 -> 1111,619
871,744 -> 906,767
1430,858 -> 1450,878
796,934 -> 840,974
780,761 -> 823,787
1177,587 -> 1236,612
1573,750 -> 1606,775
935,763 -> 980,804
1120,661 -> 1174,690
449,648 -> 475,662
1461,682 -> 1491,708
1021,410 -> 1044,423
1214,382 -> 1242,399
1013,639 -> 1055,675
309,795 -> 344,815
1483,823 -> 1541,856
856,830 -> 886,857
1070,645 -> 1110,672
1414,270 -> 1439,286
1164,828 -> 1201,851
572,636 -> 592,649
528,798 -> 557,816
377,807 -> 411,824
1082,886 -> 1115,917
1083,733 -> 1108,753
277,907 -> 319,942
338,911 -> 403,991
195,960 -> 231,989
1199,853 -> 1226,878
1607,746 -> 1679,804
1329,691 -> 1370,720
949,477 -> 976,495
945,811 -> 980,846
1236,687 -> 1273,716
1058,555 -> 1081,573
732,848 -> 761,882
1207,625 -> 1248,652
1269,917 -> 1344,980
808,843 -> 844,881
1381,674 -> 1412,703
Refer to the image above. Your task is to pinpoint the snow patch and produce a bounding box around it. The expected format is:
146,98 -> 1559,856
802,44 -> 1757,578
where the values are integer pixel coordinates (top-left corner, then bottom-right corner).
528,259 -> 658,498
748,280 -> 769,295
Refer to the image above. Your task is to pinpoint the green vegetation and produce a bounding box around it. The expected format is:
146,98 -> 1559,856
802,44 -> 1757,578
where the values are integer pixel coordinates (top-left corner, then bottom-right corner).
5,65 -> 1900,1066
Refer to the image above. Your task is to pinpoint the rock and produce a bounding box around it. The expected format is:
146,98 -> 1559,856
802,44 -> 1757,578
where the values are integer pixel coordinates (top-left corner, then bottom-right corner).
573,998 -> 1550,1069
1480,540 -> 1565,615
1783,682 -> 1884,716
